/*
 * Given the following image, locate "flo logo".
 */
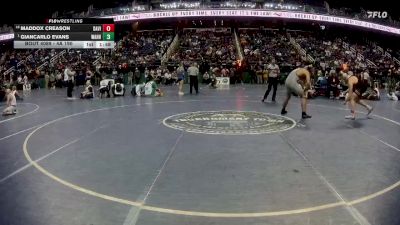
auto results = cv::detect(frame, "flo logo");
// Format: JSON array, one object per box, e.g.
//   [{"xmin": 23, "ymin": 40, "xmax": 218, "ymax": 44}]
[
  {"xmin": 367, "ymin": 11, "xmax": 388, "ymax": 18},
  {"xmin": 163, "ymin": 111, "xmax": 296, "ymax": 135}
]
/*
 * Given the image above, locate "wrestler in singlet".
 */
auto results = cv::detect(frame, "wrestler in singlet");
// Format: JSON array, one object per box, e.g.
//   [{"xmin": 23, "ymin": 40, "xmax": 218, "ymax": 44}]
[
  {"xmin": 349, "ymin": 74, "xmax": 368, "ymax": 97},
  {"xmin": 281, "ymin": 67, "xmax": 312, "ymax": 119},
  {"xmin": 285, "ymin": 68, "xmax": 307, "ymax": 97},
  {"xmin": 343, "ymin": 71, "xmax": 373, "ymax": 120}
]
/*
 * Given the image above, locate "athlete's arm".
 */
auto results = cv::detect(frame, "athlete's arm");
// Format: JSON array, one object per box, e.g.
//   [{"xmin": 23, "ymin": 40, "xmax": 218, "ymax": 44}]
[
  {"xmin": 304, "ymin": 71, "xmax": 311, "ymax": 90},
  {"xmin": 298, "ymin": 69, "xmax": 311, "ymax": 91}
]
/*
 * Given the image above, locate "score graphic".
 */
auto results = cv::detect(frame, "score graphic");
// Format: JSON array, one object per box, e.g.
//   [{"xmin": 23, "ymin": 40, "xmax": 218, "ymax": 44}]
[
  {"xmin": 103, "ymin": 24, "xmax": 114, "ymax": 32},
  {"xmin": 102, "ymin": 24, "xmax": 114, "ymax": 41},
  {"xmin": 14, "ymin": 19, "xmax": 115, "ymax": 49},
  {"xmin": 103, "ymin": 32, "xmax": 115, "ymax": 41}
]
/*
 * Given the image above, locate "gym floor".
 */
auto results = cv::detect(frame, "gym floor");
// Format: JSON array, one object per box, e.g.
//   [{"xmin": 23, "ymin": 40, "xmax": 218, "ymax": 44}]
[{"xmin": 1, "ymin": 85, "xmax": 399, "ymax": 225}]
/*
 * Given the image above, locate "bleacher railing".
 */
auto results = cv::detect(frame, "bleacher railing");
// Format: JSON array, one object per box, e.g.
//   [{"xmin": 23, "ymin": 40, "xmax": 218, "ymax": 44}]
[
  {"xmin": 233, "ymin": 30, "xmax": 243, "ymax": 61},
  {"xmin": 2, "ymin": 52, "xmax": 35, "ymax": 79},
  {"xmin": 366, "ymin": 59, "xmax": 377, "ymax": 68},
  {"xmin": 370, "ymin": 42, "xmax": 400, "ymax": 66},
  {"xmin": 307, "ymin": 54, "xmax": 315, "ymax": 63},
  {"xmin": 289, "ymin": 36, "xmax": 310, "ymax": 62},
  {"xmin": 377, "ymin": 46, "xmax": 384, "ymax": 53},
  {"xmin": 92, "ymin": 56, "xmax": 102, "ymax": 66},
  {"xmin": 393, "ymin": 57, "xmax": 400, "ymax": 65},
  {"xmin": 162, "ymin": 33, "xmax": 179, "ymax": 64},
  {"xmin": 49, "ymin": 50, "xmax": 66, "ymax": 64},
  {"xmin": 350, "ymin": 47, "xmax": 356, "ymax": 55},
  {"xmin": 357, "ymin": 53, "xmax": 364, "ymax": 61}
]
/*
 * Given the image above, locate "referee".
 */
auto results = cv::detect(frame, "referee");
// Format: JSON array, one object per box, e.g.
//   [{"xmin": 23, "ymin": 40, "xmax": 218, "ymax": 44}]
[
  {"xmin": 188, "ymin": 62, "xmax": 199, "ymax": 94},
  {"xmin": 262, "ymin": 59, "xmax": 280, "ymax": 102},
  {"xmin": 64, "ymin": 64, "xmax": 76, "ymax": 99}
]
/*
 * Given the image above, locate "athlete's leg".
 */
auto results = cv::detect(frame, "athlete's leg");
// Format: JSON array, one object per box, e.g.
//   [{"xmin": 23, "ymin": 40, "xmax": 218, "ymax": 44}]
[
  {"xmin": 291, "ymin": 81, "xmax": 311, "ymax": 119},
  {"xmin": 178, "ymin": 80, "xmax": 184, "ymax": 95},
  {"xmin": 300, "ymin": 91, "xmax": 311, "ymax": 119},
  {"xmin": 281, "ymin": 92, "xmax": 291, "ymax": 115},
  {"xmin": 301, "ymin": 95, "xmax": 307, "ymax": 114},
  {"xmin": 356, "ymin": 98, "xmax": 373, "ymax": 116},
  {"xmin": 345, "ymin": 93, "xmax": 357, "ymax": 119}
]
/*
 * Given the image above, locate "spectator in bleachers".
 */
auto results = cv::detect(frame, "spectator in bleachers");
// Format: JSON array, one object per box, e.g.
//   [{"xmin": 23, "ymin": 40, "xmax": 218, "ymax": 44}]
[
  {"xmin": 202, "ymin": 71, "xmax": 211, "ymax": 84},
  {"xmin": 256, "ymin": 66, "xmax": 263, "ymax": 84},
  {"xmin": 44, "ymin": 72, "xmax": 49, "ymax": 89},
  {"xmin": 134, "ymin": 68, "xmax": 140, "ymax": 84},
  {"xmin": 55, "ymin": 70, "xmax": 63, "ymax": 88},
  {"xmin": 164, "ymin": 70, "xmax": 173, "ymax": 85},
  {"xmin": 49, "ymin": 72, "xmax": 56, "ymax": 89},
  {"xmin": 394, "ymin": 82, "xmax": 400, "ymax": 98},
  {"xmin": 172, "ymin": 30, "xmax": 236, "ymax": 69},
  {"xmin": 171, "ymin": 71, "xmax": 178, "ymax": 84}
]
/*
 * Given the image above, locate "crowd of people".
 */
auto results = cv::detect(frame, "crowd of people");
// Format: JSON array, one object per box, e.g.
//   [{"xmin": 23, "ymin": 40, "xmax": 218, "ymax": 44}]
[
  {"xmin": 290, "ymin": 31, "xmax": 400, "ymax": 91},
  {"xmin": 239, "ymin": 29, "xmax": 303, "ymax": 84},
  {"xmin": 1, "ymin": 28, "xmax": 400, "ymax": 115},
  {"xmin": 0, "ymin": 30, "xmax": 174, "ymax": 87},
  {"xmin": 115, "ymin": 30, "xmax": 174, "ymax": 66},
  {"xmin": 170, "ymin": 29, "xmax": 237, "ymax": 68},
  {"xmin": 240, "ymin": 30, "xmax": 300, "ymax": 66}
]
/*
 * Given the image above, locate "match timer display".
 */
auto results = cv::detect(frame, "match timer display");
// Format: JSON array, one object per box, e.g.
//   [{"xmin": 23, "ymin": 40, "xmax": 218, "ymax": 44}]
[{"xmin": 14, "ymin": 19, "xmax": 115, "ymax": 49}]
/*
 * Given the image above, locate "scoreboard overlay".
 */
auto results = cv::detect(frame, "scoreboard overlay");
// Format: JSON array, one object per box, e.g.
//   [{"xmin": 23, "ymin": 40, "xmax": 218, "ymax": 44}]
[{"xmin": 14, "ymin": 19, "xmax": 115, "ymax": 49}]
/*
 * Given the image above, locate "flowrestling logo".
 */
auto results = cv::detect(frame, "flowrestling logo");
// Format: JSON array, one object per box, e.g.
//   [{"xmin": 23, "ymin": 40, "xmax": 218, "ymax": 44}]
[
  {"xmin": 163, "ymin": 111, "xmax": 296, "ymax": 135},
  {"xmin": 367, "ymin": 11, "xmax": 388, "ymax": 19}
]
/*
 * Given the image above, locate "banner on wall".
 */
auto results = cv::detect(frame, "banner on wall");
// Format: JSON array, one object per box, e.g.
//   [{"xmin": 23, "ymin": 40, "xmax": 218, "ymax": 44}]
[
  {"xmin": 103, "ymin": 9, "xmax": 400, "ymax": 35},
  {"xmin": 216, "ymin": 77, "xmax": 230, "ymax": 88},
  {"xmin": 1, "ymin": 8, "xmax": 399, "ymax": 43}
]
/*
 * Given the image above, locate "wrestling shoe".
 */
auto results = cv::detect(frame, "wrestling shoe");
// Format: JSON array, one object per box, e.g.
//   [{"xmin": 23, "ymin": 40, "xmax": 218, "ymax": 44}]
[{"xmin": 345, "ymin": 115, "xmax": 355, "ymax": 120}]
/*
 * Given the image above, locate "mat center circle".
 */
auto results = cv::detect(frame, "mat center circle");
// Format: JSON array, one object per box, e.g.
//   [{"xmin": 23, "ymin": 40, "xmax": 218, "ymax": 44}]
[{"xmin": 163, "ymin": 111, "xmax": 296, "ymax": 135}]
